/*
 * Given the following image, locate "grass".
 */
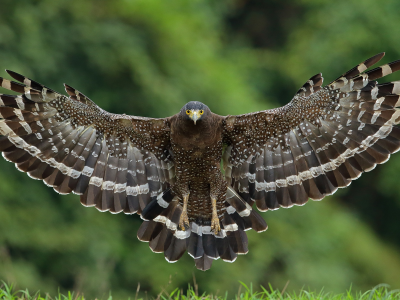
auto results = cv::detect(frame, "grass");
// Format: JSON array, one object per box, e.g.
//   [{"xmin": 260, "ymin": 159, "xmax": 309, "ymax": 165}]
[{"xmin": 1, "ymin": 281, "xmax": 400, "ymax": 300}]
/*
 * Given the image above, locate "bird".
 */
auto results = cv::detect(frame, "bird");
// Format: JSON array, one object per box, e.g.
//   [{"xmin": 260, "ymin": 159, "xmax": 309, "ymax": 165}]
[{"xmin": 1, "ymin": 52, "xmax": 400, "ymax": 271}]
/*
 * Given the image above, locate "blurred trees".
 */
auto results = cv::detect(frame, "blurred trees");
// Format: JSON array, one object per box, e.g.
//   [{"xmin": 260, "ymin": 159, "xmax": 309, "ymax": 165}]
[{"xmin": 0, "ymin": 0, "xmax": 400, "ymax": 298}]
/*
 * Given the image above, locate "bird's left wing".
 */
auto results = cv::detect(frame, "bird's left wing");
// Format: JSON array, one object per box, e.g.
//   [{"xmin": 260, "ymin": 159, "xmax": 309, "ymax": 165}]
[
  {"xmin": 0, "ymin": 71, "xmax": 174, "ymax": 215},
  {"xmin": 222, "ymin": 53, "xmax": 400, "ymax": 211}
]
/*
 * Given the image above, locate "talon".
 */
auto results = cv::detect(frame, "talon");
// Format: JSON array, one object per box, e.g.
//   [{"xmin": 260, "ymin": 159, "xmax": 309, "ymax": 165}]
[
  {"xmin": 211, "ymin": 215, "xmax": 221, "ymax": 234},
  {"xmin": 179, "ymin": 210, "xmax": 190, "ymax": 230}
]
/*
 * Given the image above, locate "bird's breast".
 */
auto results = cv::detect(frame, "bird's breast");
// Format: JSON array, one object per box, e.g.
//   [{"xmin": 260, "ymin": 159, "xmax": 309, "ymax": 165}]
[{"xmin": 170, "ymin": 123, "xmax": 222, "ymax": 151}]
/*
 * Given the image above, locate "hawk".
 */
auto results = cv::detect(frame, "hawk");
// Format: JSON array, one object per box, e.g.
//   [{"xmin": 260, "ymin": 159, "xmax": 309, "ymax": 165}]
[{"xmin": 1, "ymin": 53, "xmax": 399, "ymax": 270}]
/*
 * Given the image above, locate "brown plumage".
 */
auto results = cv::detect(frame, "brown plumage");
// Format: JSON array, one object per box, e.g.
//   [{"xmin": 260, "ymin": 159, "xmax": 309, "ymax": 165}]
[{"xmin": 1, "ymin": 52, "xmax": 400, "ymax": 270}]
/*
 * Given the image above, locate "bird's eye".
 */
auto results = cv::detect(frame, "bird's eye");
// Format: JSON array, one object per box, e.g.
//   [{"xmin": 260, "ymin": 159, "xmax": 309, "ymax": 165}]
[
  {"xmin": 186, "ymin": 110, "xmax": 191, "ymax": 115},
  {"xmin": 199, "ymin": 110, "xmax": 204, "ymax": 115}
]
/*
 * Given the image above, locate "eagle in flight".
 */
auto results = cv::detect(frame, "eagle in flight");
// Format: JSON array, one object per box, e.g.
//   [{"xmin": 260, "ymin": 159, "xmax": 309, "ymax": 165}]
[{"xmin": 1, "ymin": 53, "xmax": 399, "ymax": 270}]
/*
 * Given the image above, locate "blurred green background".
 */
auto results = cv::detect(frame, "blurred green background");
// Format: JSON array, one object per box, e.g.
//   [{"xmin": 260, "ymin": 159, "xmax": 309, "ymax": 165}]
[{"xmin": 1, "ymin": 0, "xmax": 400, "ymax": 298}]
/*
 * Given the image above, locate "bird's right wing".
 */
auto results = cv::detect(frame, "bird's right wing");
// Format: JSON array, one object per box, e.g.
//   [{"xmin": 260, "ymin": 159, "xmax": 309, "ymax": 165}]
[
  {"xmin": 0, "ymin": 71, "xmax": 175, "ymax": 215},
  {"xmin": 222, "ymin": 53, "xmax": 400, "ymax": 211}
]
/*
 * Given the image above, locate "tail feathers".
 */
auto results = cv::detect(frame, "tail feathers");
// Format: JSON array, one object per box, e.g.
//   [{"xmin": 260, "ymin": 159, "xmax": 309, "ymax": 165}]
[
  {"xmin": 187, "ymin": 226, "xmax": 205, "ymax": 259},
  {"xmin": 194, "ymin": 255, "xmax": 213, "ymax": 271},
  {"xmin": 164, "ymin": 234, "xmax": 188, "ymax": 262},
  {"xmin": 141, "ymin": 189, "xmax": 175, "ymax": 220},
  {"xmin": 149, "ymin": 226, "xmax": 169, "ymax": 253},
  {"xmin": 225, "ymin": 187, "xmax": 268, "ymax": 232},
  {"xmin": 137, "ymin": 189, "xmax": 263, "ymax": 270},
  {"xmin": 137, "ymin": 219, "xmax": 164, "ymax": 243},
  {"xmin": 202, "ymin": 234, "xmax": 218, "ymax": 258}
]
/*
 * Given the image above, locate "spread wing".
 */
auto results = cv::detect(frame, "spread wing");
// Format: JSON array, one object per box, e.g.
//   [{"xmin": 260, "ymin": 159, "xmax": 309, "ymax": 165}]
[
  {"xmin": 0, "ymin": 71, "xmax": 174, "ymax": 215},
  {"xmin": 222, "ymin": 53, "xmax": 400, "ymax": 211}
]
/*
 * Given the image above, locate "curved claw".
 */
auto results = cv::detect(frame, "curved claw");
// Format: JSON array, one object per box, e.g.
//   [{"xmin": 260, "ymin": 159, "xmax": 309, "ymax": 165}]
[
  {"xmin": 179, "ymin": 210, "xmax": 190, "ymax": 230},
  {"xmin": 211, "ymin": 216, "xmax": 221, "ymax": 235}
]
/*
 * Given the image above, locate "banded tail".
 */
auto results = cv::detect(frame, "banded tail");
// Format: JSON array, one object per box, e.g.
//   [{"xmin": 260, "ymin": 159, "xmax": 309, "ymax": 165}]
[{"xmin": 139, "ymin": 187, "xmax": 267, "ymax": 270}]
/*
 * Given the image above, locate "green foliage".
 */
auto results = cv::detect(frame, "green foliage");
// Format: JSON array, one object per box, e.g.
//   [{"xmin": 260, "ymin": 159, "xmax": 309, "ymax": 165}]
[
  {"xmin": 1, "ymin": 281, "xmax": 400, "ymax": 300},
  {"xmin": 1, "ymin": 0, "xmax": 400, "ymax": 299}
]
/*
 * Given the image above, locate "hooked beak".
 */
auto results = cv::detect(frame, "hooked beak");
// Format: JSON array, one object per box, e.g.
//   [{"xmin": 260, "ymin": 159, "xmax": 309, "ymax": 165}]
[{"xmin": 190, "ymin": 110, "xmax": 201, "ymax": 125}]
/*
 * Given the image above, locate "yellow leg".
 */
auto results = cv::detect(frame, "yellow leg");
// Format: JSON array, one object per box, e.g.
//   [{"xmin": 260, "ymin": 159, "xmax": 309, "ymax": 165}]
[
  {"xmin": 211, "ymin": 197, "xmax": 221, "ymax": 234},
  {"xmin": 179, "ymin": 193, "xmax": 190, "ymax": 230}
]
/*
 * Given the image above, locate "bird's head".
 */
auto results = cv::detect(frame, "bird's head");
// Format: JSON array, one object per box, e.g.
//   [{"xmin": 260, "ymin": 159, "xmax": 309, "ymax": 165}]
[{"xmin": 180, "ymin": 101, "xmax": 210, "ymax": 125}]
